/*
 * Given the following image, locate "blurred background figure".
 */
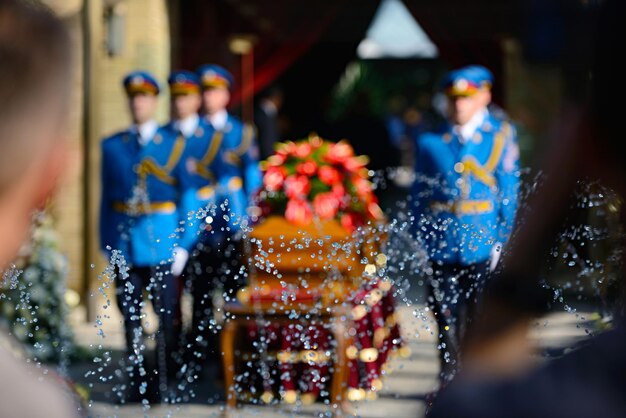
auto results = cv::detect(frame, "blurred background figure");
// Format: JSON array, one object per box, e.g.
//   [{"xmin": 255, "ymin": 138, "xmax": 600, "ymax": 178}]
[
  {"xmin": 411, "ymin": 65, "xmax": 520, "ymax": 385},
  {"xmin": 0, "ymin": 0, "xmax": 80, "ymax": 416},
  {"xmin": 384, "ymin": 93, "xmax": 408, "ymax": 153},
  {"xmin": 254, "ymin": 85, "xmax": 284, "ymax": 160},
  {"xmin": 325, "ymin": 88, "xmax": 399, "ymax": 211},
  {"xmin": 329, "ymin": 89, "xmax": 396, "ymax": 173},
  {"xmin": 405, "ymin": 92, "xmax": 439, "ymax": 142},
  {"xmin": 400, "ymin": 92, "xmax": 441, "ymax": 176}
]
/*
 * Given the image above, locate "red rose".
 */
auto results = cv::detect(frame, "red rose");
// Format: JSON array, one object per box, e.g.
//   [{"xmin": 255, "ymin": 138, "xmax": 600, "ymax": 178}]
[
  {"xmin": 263, "ymin": 166, "xmax": 287, "ymax": 192},
  {"xmin": 285, "ymin": 198, "xmax": 313, "ymax": 225},
  {"xmin": 309, "ymin": 135, "xmax": 323, "ymax": 148},
  {"xmin": 352, "ymin": 176, "xmax": 373, "ymax": 199},
  {"xmin": 343, "ymin": 155, "xmax": 369, "ymax": 172},
  {"xmin": 367, "ymin": 202, "xmax": 384, "ymax": 220},
  {"xmin": 355, "ymin": 168, "xmax": 370, "ymax": 178},
  {"xmin": 340, "ymin": 212, "xmax": 365, "ymax": 232},
  {"xmin": 296, "ymin": 160, "xmax": 317, "ymax": 176},
  {"xmin": 284, "ymin": 175, "xmax": 311, "ymax": 198},
  {"xmin": 313, "ymin": 192, "xmax": 340, "ymax": 219},
  {"xmin": 266, "ymin": 153, "xmax": 286, "ymax": 167},
  {"xmin": 277, "ymin": 141, "xmax": 297, "ymax": 156},
  {"xmin": 294, "ymin": 142, "xmax": 313, "ymax": 158},
  {"xmin": 325, "ymin": 140, "xmax": 354, "ymax": 164},
  {"xmin": 331, "ymin": 183, "xmax": 349, "ymax": 210},
  {"xmin": 318, "ymin": 166, "xmax": 341, "ymax": 185},
  {"xmin": 331, "ymin": 183, "xmax": 346, "ymax": 199}
]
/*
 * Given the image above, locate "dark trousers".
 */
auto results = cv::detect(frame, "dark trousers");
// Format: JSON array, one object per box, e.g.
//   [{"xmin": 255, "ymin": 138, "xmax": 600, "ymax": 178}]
[
  {"xmin": 427, "ymin": 261, "xmax": 489, "ymax": 384},
  {"xmin": 114, "ymin": 264, "xmax": 180, "ymax": 401},
  {"xmin": 184, "ymin": 237, "xmax": 244, "ymax": 373}
]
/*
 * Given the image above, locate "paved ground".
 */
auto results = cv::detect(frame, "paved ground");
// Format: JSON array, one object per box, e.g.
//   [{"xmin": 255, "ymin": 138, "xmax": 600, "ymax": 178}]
[{"xmin": 68, "ymin": 300, "xmax": 598, "ymax": 418}]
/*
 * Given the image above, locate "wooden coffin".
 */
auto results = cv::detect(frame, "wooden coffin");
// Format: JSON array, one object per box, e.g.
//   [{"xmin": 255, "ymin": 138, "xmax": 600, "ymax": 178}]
[{"xmin": 237, "ymin": 216, "xmax": 381, "ymax": 309}]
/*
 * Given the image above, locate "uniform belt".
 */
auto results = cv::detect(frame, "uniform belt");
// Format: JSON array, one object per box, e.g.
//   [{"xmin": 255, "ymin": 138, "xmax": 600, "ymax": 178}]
[
  {"xmin": 430, "ymin": 199, "xmax": 493, "ymax": 215},
  {"xmin": 197, "ymin": 185, "xmax": 215, "ymax": 200},
  {"xmin": 112, "ymin": 201, "xmax": 176, "ymax": 215},
  {"xmin": 227, "ymin": 176, "xmax": 243, "ymax": 191}
]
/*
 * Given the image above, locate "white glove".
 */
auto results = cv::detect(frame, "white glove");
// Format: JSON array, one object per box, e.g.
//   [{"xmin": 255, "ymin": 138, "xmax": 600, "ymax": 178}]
[
  {"xmin": 171, "ymin": 247, "xmax": 189, "ymax": 277},
  {"xmin": 489, "ymin": 242, "xmax": 502, "ymax": 272}
]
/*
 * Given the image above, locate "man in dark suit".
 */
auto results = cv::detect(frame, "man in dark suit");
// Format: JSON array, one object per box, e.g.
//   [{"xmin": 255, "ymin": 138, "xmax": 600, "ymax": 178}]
[{"xmin": 254, "ymin": 85, "xmax": 284, "ymax": 161}]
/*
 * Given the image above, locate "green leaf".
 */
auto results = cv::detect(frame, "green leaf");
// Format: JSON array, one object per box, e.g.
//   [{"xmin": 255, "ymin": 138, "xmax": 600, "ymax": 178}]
[{"xmin": 308, "ymin": 178, "xmax": 331, "ymax": 199}]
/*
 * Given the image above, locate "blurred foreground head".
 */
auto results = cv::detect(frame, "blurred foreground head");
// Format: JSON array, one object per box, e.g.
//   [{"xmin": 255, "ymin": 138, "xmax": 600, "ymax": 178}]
[{"xmin": 0, "ymin": 0, "xmax": 71, "ymax": 269}]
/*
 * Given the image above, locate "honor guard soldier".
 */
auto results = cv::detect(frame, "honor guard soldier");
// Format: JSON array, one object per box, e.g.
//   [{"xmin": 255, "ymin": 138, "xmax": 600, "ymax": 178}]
[
  {"xmin": 411, "ymin": 65, "xmax": 520, "ymax": 385},
  {"xmin": 163, "ymin": 70, "xmax": 246, "ymax": 381},
  {"xmin": 99, "ymin": 70, "xmax": 190, "ymax": 403},
  {"xmin": 193, "ymin": 64, "xmax": 261, "ymax": 339}
]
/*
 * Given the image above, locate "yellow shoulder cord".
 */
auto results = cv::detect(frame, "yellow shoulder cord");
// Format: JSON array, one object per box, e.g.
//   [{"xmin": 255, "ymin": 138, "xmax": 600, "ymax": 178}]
[
  {"xmin": 232, "ymin": 123, "xmax": 255, "ymax": 157},
  {"xmin": 164, "ymin": 134, "xmax": 186, "ymax": 171},
  {"xmin": 462, "ymin": 157, "xmax": 496, "ymax": 188},
  {"xmin": 137, "ymin": 158, "xmax": 176, "ymax": 185},
  {"xmin": 195, "ymin": 164, "xmax": 216, "ymax": 182},
  {"xmin": 201, "ymin": 130, "xmax": 224, "ymax": 166},
  {"xmin": 461, "ymin": 122, "xmax": 508, "ymax": 185},
  {"xmin": 190, "ymin": 130, "xmax": 223, "ymax": 181},
  {"xmin": 135, "ymin": 133, "xmax": 186, "ymax": 187},
  {"xmin": 483, "ymin": 122, "xmax": 508, "ymax": 172}
]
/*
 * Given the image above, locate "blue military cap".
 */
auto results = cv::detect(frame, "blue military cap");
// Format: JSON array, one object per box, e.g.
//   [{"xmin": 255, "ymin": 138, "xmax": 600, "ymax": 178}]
[
  {"xmin": 123, "ymin": 70, "xmax": 160, "ymax": 96},
  {"xmin": 196, "ymin": 64, "xmax": 234, "ymax": 89},
  {"xmin": 168, "ymin": 70, "xmax": 201, "ymax": 95},
  {"xmin": 442, "ymin": 65, "xmax": 494, "ymax": 97},
  {"xmin": 464, "ymin": 65, "xmax": 494, "ymax": 85}
]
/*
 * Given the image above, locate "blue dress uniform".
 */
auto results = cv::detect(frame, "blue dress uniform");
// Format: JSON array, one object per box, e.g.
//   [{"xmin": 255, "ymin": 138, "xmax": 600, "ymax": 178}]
[
  {"xmin": 411, "ymin": 66, "xmax": 520, "ymax": 384},
  {"xmin": 99, "ymin": 71, "xmax": 187, "ymax": 403},
  {"xmin": 164, "ymin": 70, "xmax": 247, "ymax": 377},
  {"xmin": 197, "ymin": 64, "xmax": 262, "ymax": 207}
]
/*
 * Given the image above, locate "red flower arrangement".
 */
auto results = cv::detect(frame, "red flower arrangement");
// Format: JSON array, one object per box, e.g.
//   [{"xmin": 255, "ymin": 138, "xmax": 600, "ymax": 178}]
[{"xmin": 258, "ymin": 135, "xmax": 384, "ymax": 230}]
